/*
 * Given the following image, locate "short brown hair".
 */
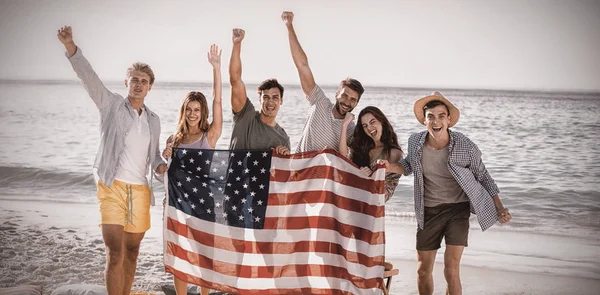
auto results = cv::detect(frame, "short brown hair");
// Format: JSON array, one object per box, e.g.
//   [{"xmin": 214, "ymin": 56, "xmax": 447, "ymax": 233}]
[
  {"xmin": 339, "ymin": 77, "xmax": 364, "ymax": 100},
  {"xmin": 257, "ymin": 78, "xmax": 284, "ymax": 97},
  {"xmin": 127, "ymin": 62, "xmax": 155, "ymax": 85}
]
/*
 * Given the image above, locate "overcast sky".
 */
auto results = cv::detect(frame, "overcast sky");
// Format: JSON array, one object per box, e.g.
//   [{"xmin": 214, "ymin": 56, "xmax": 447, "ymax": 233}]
[{"xmin": 0, "ymin": 0, "xmax": 599, "ymax": 91}]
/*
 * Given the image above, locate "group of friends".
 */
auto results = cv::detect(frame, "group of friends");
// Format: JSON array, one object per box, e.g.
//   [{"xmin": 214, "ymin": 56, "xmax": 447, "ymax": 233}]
[{"xmin": 57, "ymin": 11, "xmax": 511, "ymax": 295}]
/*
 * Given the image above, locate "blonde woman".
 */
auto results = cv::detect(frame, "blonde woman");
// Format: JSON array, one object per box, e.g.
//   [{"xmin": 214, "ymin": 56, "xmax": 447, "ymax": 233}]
[{"xmin": 162, "ymin": 44, "xmax": 222, "ymax": 295}]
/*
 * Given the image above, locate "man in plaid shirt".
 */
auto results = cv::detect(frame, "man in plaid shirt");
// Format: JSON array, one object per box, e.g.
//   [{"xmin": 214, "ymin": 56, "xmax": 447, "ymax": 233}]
[{"xmin": 380, "ymin": 92, "xmax": 511, "ymax": 295}]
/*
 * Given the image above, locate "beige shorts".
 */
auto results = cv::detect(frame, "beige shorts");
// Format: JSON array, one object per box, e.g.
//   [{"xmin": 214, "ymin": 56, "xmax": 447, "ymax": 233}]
[{"xmin": 97, "ymin": 179, "xmax": 151, "ymax": 233}]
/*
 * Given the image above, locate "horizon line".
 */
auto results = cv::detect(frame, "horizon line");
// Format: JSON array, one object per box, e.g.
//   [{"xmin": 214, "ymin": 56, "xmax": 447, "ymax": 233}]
[{"xmin": 1, "ymin": 78, "xmax": 599, "ymax": 96}]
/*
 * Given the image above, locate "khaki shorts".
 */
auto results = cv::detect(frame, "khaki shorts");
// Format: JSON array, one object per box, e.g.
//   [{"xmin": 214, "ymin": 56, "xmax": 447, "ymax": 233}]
[
  {"xmin": 97, "ymin": 179, "xmax": 151, "ymax": 233},
  {"xmin": 416, "ymin": 202, "xmax": 470, "ymax": 251}
]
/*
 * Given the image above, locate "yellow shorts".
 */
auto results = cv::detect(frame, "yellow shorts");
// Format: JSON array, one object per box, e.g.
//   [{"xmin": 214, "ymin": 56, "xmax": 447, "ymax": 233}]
[{"xmin": 97, "ymin": 179, "xmax": 151, "ymax": 233}]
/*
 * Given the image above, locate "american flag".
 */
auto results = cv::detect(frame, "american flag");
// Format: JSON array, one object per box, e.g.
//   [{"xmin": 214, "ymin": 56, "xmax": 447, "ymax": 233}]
[{"xmin": 163, "ymin": 148, "xmax": 387, "ymax": 295}]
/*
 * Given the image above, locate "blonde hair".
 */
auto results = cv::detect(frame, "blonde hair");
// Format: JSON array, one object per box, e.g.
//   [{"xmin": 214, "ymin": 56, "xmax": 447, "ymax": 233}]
[
  {"xmin": 126, "ymin": 62, "xmax": 155, "ymax": 85},
  {"xmin": 173, "ymin": 91, "xmax": 209, "ymax": 147}
]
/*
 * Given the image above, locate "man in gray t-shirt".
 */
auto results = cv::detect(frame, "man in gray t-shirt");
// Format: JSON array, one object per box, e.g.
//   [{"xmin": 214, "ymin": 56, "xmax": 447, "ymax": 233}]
[
  {"xmin": 228, "ymin": 28, "xmax": 290, "ymax": 154},
  {"xmin": 282, "ymin": 11, "xmax": 365, "ymax": 153}
]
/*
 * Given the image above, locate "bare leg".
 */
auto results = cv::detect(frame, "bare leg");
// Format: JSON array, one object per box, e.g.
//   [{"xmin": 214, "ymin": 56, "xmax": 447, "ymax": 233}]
[
  {"xmin": 444, "ymin": 245, "xmax": 464, "ymax": 295},
  {"xmin": 122, "ymin": 231, "xmax": 145, "ymax": 295},
  {"xmin": 174, "ymin": 276, "xmax": 187, "ymax": 295},
  {"xmin": 200, "ymin": 286, "xmax": 210, "ymax": 295},
  {"xmin": 417, "ymin": 250, "xmax": 437, "ymax": 295},
  {"xmin": 174, "ymin": 276, "xmax": 210, "ymax": 295},
  {"xmin": 102, "ymin": 225, "xmax": 125, "ymax": 295}
]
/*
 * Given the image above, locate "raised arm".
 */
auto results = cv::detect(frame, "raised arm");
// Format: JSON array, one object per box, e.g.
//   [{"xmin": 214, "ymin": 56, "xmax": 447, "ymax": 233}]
[
  {"xmin": 57, "ymin": 26, "xmax": 115, "ymax": 110},
  {"xmin": 282, "ymin": 11, "xmax": 316, "ymax": 97},
  {"xmin": 207, "ymin": 44, "xmax": 223, "ymax": 148},
  {"xmin": 229, "ymin": 29, "xmax": 248, "ymax": 113},
  {"xmin": 339, "ymin": 113, "xmax": 354, "ymax": 158}
]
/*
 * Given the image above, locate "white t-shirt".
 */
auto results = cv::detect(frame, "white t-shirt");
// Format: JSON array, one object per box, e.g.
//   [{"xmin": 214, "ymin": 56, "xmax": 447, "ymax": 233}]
[
  {"xmin": 295, "ymin": 85, "xmax": 355, "ymax": 153},
  {"xmin": 114, "ymin": 109, "xmax": 151, "ymax": 185}
]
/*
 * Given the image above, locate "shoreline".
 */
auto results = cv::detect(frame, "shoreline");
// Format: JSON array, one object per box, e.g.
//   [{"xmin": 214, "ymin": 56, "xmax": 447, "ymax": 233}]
[{"xmin": 1, "ymin": 199, "xmax": 599, "ymax": 294}]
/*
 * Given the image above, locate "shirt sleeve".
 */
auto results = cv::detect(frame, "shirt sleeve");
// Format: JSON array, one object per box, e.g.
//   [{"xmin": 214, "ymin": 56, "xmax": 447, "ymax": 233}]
[
  {"xmin": 233, "ymin": 98, "xmax": 255, "ymax": 123},
  {"xmin": 67, "ymin": 47, "xmax": 117, "ymax": 110},
  {"xmin": 307, "ymin": 84, "xmax": 330, "ymax": 106},
  {"xmin": 469, "ymin": 140, "xmax": 500, "ymax": 198}
]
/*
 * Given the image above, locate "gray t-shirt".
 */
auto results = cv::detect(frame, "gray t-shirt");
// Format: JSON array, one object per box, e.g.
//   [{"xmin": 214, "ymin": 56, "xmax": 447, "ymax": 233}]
[
  {"xmin": 422, "ymin": 145, "xmax": 469, "ymax": 207},
  {"xmin": 229, "ymin": 99, "xmax": 290, "ymax": 151},
  {"xmin": 295, "ymin": 85, "xmax": 355, "ymax": 153}
]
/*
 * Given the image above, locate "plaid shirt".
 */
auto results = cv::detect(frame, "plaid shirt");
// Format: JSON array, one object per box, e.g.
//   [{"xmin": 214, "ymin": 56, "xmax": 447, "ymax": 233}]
[{"xmin": 400, "ymin": 130, "xmax": 500, "ymax": 231}]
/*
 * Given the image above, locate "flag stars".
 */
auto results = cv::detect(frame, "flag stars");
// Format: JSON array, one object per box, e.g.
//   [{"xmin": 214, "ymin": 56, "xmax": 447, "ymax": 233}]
[
  {"xmin": 253, "ymin": 160, "xmax": 259, "ymax": 166},
  {"xmin": 257, "ymin": 200, "xmax": 263, "ymax": 205},
  {"xmin": 243, "ymin": 183, "xmax": 248, "ymax": 189},
  {"xmin": 237, "ymin": 161, "xmax": 243, "ymax": 166},
  {"xmin": 210, "ymin": 180, "xmax": 216, "ymax": 184},
  {"xmin": 202, "ymin": 182, "xmax": 207, "ymax": 187},
  {"xmin": 255, "ymin": 216, "xmax": 261, "ymax": 222},
  {"xmin": 262, "ymin": 152, "xmax": 268, "ymax": 157},
  {"xmin": 200, "ymin": 198, "xmax": 205, "ymax": 204},
  {"xmin": 181, "ymin": 164, "xmax": 186, "ymax": 168},
  {"xmin": 227, "ymin": 183, "xmax": 232, "ymax": 187},
  {"xmin": 248, "ymin": 207, "xmax": 254, "ymax": 213},
  {"xmin": 250, "ymin": 191, "xmax": 256, "ymax": 197},
  {"xmin": 177, "ymin": 182, "xmax": 182, "ymax": 187},
  {"xmin": 215, "ymin": 202, "xmax": 221, "ymax": 208},
  {"xmin": 236, "ymin": 177, "xmax": 241, "ymax": 181},
  {"xmin": 251, "ymin": 176, "xmax": 257, "ymax": 182},
  {"xmin": 198, "ymin": 150, "xmax": 203, "ymax": 156},
  {"xmin": 212, "ymin": 168, "xmax": 218, "ymax": 173},
  {"xmin": 228, "ymin": 168, "xmax": 234, "ymax": 173},
  {"xmin": 182, "ymin": 149, "xmax": 188, "ymax": 155},
  {"xmin": 224, "ymin": 195, "xmax": 230, "ymax": 201},
  {"xmin": 260, "ymin": 168, "xmax": 266, "ymax": 174},
  {"xmin": 239, "ymin": 215, "xmax": 244, "ymax": 220},
  {"xmin": 241, "ymin": 198, "xmax": 247, "ymax": 204},
  {"xmin": 218, "ymin": 187, "xmax": 223, "ymax": 192},
  {"xmin": 219, "ymin": 176, "xmax": 225, "ymax": 180},
  {"xmin": 246, "ymin": 152, "xmax": 252, "ymax": 157},
  {"xmin": 244, "ymin": 168, "xmax": 250, "ymax": 174},
  {"xmin": 190, "ymin": 203, "xmax": 196, "ymax": 209},
  {"xmin": 206, "ymin": 209, "xmax": 212, "ymax": 214},
  {"xmin": 186, "ymin": 177, "xmax": 191, "ymax": 182},
  {"xmin": 183, "ymin": 193, "xmax": 189, "ymax": 198},
  {"xmin": 230, "ymin": 152, "xmax": 235, "ymax": 157},
  {"xmin": 221, "ymin": 160, "xmax": 227, "ymax": 166},
  {"xmin": 234, "ymin": 190, "xmax": 240, "ymax": 195},
  {"xmin": 189, "ymin": 158, "xmax": 195, "ymax": 164},
  {"xmin": 177, "ymin": 198, "xmax": 182, "ymax": 203},
  {"xmin": 222, "ymin": 212, "xmax": 227, "ymax": 218},
  {"xmin": 259, "ymin": 184, "xmax": 265, "ymax": 189},
  {"xmin": 192, "ymin": 187, "xmax": 198, "ymax": 193},
  {"xmin": 209, "ymin": 192, "xmax": 214, "ymax": 197},
  {"xmin": 205, "ymin": 159, "xmax": 211, "ymax": 165},
  {"xmin": 232, "ymin": 205, "xmax": 237, "ymax": 211},
  {"xmin": 196, "ymin": 166, "xmax": 202, "ymax": 171}
]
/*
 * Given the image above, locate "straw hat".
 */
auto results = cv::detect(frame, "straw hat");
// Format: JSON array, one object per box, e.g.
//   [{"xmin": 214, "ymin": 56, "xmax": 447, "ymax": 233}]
[{"xmin": 413, "ymin": 91, "xmax": 460, "ymax": 128}]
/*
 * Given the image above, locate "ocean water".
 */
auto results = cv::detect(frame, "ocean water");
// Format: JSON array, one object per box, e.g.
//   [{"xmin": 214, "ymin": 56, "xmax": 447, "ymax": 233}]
[{"xmin": 1, "ymin": 81, "xmax": 599, "ymax": 279}]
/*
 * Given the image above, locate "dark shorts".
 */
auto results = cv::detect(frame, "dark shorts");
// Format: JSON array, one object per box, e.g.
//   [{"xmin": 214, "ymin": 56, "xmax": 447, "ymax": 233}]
[{"xmin": 416, "ymin": 202, "xmax": 470, "ymax": 251}]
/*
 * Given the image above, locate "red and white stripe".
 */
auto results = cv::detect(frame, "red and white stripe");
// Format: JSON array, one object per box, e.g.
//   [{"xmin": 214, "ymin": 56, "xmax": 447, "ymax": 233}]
[{"xmin": 164, "ymin": 149, "xmax": 387, "ymax": 294}]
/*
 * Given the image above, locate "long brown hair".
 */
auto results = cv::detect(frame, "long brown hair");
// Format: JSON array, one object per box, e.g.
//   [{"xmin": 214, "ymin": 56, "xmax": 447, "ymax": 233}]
[
  {"xmin": 349, "ymin": 106, "xmax": 402, "ymax": 167},
  {"xmin": 173, "ymin": 91, "xmax": 209, "ymax": 147}
]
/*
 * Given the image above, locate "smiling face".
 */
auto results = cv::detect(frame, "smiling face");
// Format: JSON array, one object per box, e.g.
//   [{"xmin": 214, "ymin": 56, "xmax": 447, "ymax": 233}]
[
  {"xmin": 424, "ymin": 104, "xmax": 451, "ymax": 140},
  {"xmin": 360, "ymin": 112, "xmax": 383, "ymax": 143},
  {"xmin": 185, "ymin": 100, "xmax": 202, "ymax": 127},
  {"xmin": 125, "ymin": 70, "xmax": 152, "ymax": 100},
  {"xmin": 334, "ymin": 86, "xmax": 359, "ymax": 117},
  {"xmin": 259, "ymin": 87, "xmax": 282, "ymax": 118}
]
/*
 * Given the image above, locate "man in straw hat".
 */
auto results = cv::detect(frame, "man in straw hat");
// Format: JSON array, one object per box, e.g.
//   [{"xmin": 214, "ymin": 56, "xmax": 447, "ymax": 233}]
[{"xmin": 379, "ymin": 91, "xmax": 511, "ymax": 295}]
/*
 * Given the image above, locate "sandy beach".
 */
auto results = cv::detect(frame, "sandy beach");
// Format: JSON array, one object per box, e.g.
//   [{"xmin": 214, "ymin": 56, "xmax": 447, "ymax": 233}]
[{"xmin": 1, "ymin": 199, "xmax": 599, "ymax": 295}]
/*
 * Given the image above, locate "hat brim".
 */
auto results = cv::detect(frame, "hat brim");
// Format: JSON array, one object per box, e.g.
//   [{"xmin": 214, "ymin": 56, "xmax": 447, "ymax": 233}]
[{"xmin": 413, "ymin": 93, "xmax": 460, "ymax": 127}]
